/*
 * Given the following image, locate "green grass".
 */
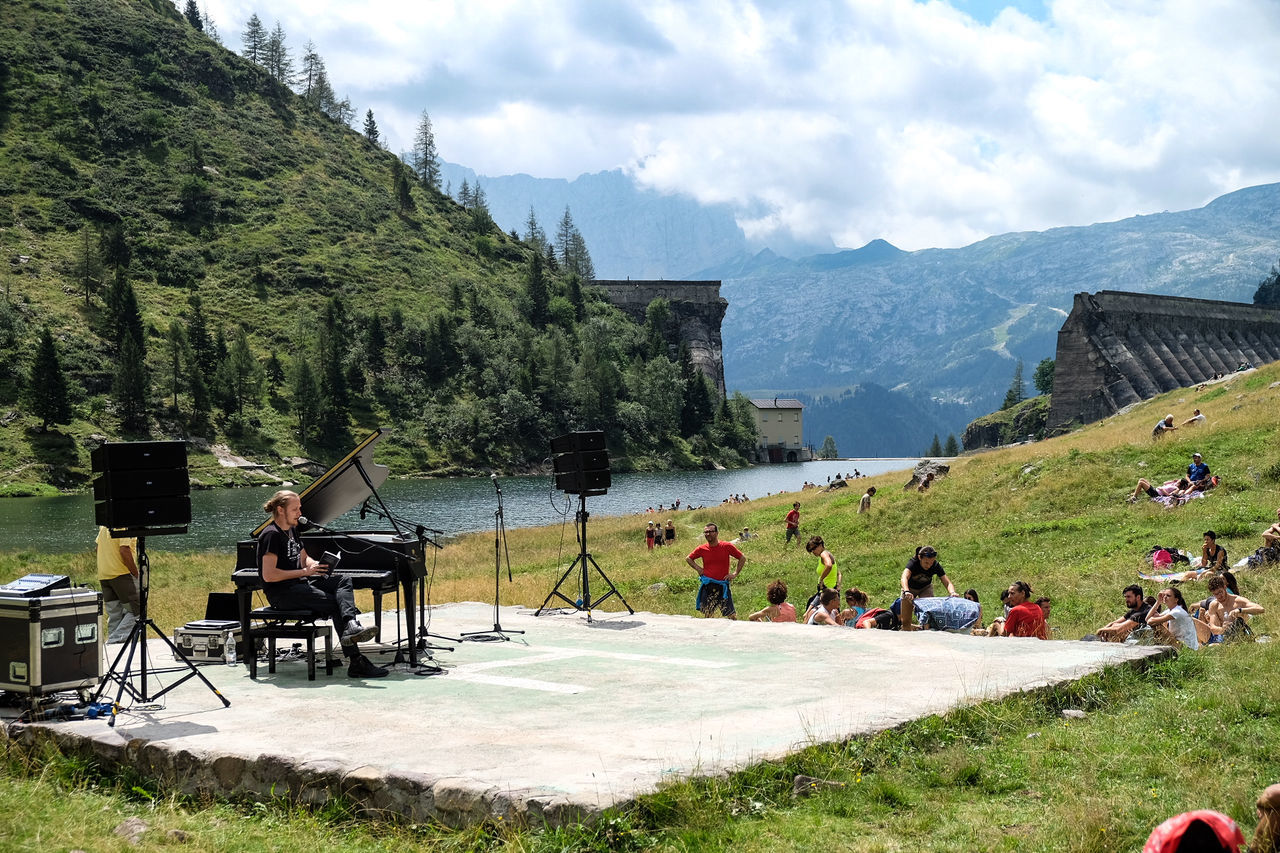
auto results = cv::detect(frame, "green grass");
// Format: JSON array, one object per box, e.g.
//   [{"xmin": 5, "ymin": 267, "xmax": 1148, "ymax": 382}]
[{"xmin": 4, "ymin": 363, "xmax": 1280, "ymax": 850}]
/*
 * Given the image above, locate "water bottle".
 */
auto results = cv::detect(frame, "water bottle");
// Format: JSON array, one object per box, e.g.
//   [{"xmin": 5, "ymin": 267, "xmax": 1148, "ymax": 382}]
[{"xmin": 224, "ymin": 634, "xmax": 237, "ymax": 666}]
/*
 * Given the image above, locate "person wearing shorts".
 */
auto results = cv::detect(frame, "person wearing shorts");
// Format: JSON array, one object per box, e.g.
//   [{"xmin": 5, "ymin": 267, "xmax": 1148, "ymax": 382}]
[{"xmin": 687, "ymin": 522, "xmax": 746, "ymax": 618}]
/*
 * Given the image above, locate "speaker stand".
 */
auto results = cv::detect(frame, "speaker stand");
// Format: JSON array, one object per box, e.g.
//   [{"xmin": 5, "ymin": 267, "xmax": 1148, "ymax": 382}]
[
  {"xmin": 93, "ymin": 537, "xmax": 230, "ymax": 726},
  {"xmin": 535, "ymin": 496, "xmax": 634, "ymax": 622}
]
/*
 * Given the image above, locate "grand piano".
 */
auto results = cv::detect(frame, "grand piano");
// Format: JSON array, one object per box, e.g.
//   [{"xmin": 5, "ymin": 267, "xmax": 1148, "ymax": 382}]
[{"xmin": 232, "ymin": 429, "xmax": 431, "ymax": 666}]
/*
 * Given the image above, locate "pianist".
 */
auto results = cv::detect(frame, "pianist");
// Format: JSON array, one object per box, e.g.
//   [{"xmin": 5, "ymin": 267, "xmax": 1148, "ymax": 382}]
[{"xmin": 259, "ymin": 490, "xmax": 388, "ymax": 678}]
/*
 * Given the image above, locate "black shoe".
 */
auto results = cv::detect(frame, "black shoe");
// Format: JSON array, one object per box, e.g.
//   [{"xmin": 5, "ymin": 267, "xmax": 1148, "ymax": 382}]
[
  {"xmin": 347, "ymin": 654, "xmax": 389, "ymax": 678},
  {"xmin": 341, "ymin": 620, "xmax": 377, "ymax": 644}
]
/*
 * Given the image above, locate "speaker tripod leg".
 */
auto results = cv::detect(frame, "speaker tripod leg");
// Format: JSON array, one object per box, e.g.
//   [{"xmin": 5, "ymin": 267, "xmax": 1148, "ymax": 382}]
[{"xmin": 535, "ymin": 555, "xmax": 586, "ymax": 615}]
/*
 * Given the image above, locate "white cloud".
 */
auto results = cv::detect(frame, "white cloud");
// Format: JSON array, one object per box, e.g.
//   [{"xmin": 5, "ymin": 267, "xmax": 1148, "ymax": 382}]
[{"xmin": 199, "ymin": 0, "xmax": 1280, "ymax": 251}]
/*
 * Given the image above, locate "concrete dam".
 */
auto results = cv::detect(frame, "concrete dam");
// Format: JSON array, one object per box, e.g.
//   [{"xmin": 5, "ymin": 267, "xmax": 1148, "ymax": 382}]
[{"xmin": 1048, "ymin": 290, "xmax": 1280, "ymax": 431}]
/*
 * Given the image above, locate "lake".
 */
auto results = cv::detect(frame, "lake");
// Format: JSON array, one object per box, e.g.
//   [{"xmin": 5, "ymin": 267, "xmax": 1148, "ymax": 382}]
[{"xmin": 0, "ymin": 458, "xmax": 919, "ymax": 553}]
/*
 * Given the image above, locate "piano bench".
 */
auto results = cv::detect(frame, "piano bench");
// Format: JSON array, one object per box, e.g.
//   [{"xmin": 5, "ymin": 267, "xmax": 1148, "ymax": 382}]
[{"xmin": 247, "ymin": 608, "xmax": 336, "ymax": 681}]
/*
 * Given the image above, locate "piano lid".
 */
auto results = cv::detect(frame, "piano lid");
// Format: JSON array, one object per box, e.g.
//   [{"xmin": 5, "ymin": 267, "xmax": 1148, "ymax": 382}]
[{"xmin": 251, "ymin": 429, "xmax": 390, "ymax": 537}]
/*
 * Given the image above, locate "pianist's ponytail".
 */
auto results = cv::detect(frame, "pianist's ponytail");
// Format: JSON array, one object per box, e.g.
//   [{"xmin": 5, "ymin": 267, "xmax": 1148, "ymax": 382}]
[{"xmin": 263, "ymin": 490, "xmax": 298, "ymax": 517}]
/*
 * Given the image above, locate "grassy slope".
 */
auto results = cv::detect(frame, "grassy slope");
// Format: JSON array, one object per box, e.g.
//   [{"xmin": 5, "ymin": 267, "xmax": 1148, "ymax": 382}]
[
  {"xmin": 4, "ymin": 363, "xmax": 1280, "ymax": 850},
  {"xmin": 0, "ymin": 0, "xmax": 557, "ymax": 491}
]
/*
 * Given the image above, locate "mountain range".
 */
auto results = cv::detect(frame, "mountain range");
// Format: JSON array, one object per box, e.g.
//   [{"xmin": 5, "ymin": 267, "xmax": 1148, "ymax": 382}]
[{"xmin": 452, "ymin": 163, "xmax": 1280, "ymax": 453}]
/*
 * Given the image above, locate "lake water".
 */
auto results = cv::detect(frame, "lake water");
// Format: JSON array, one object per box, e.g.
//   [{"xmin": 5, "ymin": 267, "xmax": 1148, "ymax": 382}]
[{"xmin": 0, "ymin": 459, "xmax": 918, "ymax": 553}]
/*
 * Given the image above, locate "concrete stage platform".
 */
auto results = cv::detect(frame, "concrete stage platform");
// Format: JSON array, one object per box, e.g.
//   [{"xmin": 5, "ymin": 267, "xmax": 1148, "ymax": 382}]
[{"xmin": 11, "ymin": 603, "xmax": 1168, "ymax": 826}]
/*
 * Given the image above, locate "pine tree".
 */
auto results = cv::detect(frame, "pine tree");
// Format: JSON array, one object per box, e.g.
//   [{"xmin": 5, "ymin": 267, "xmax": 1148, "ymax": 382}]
[
  {"xmin": 98, "ymin": 223, "xmax": 131, "ymax": 272},
  {"xmin": 201, "ymin": 5, "xmax": 220, "ymax": 43},
  {"xmin": 105, "ymin": 270, "xmax": 144, "ymax": 357},
  {"xmin": 185, "ymin": 294, "xmax": 215, "ymax": 381},
  {"xmin": 75, "ymin": 227, "xmax": 102, "ymax": 306},
  {"xmin": 28, "ymin": 327, "xmax": 71, "ymax": 430},
  {"xmin": 1253, "ymin": 262, "xmax": 1280, "ymax": 307},
  {"xmin": 819, "ymin": 436, "xmax": 838, "ymax": 458},
  {"xmin": 393, "ymin": 159, "xmax": 414, "ymax": 212},
  {"xmin": 363, "ymin": 109, "xmax": 379, "ymax": 145},
  {"xmin": 291, "ymin": 357, "xmax": 321, "ymax": 444},
  {"xmin": 183, "ymin": 0, "xmax": 203, "ymax": 31},
  {"xmin": 525, "ymin": 253, "xmax": 548, "ymax": 326},
  {"xmin": 264, "ymin": 22, "xmax": 294, "ymax": 84},
  {"xmin": 926, "ymin": 434, "xmax": 942, "ymax": 456},
  {"xmin": 457, "ymin": 179, "xmax": 472, "ymax": 209},
  {"xmin": 1001, "ymin": 359, "xmax": 1025, "ymax": 410},
  {"xmin": 524, "ymin": 207, "xmax": 547, "ymax": 253},
  {"xmin": 412, "ymin": 110, "xmax": 440, "ymax": 190},
  {"xmin": 114, "ymin": 332, "xmax": 149, "ymax": 433},
  {"xmin": 166, "ymin": 320, "xmax": 187, "ymax": 412},
  {"xmin": 943, "ymin": 434, "xmax": 960, "ymax": 455},
  {"xmin": 555, "ymin": 206, "xmax": 576, "ymax": 265},
  {"xmin": 241, "ymin": 14, "xmax": 266, "ymax": 65},
  {"xmin": 566, "ymin": 230, "xmax": 595, "ymax": 280},
  {"xmin": 220, "ymin": 327, "xmax": 262, "ymax": 416}
]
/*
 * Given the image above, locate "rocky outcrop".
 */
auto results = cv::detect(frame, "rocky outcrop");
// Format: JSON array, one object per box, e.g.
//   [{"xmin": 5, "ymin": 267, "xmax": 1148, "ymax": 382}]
[
  {"xmin": 963, "ymin": 396, "xmax": 1051, "ymax": 450},
  {"xmin": 1048, "ymin": 291, "xmax": 1280, "ymax": 431},
  {"xmin": 595, "ymin": 280, "xmax": 727, "ymax": 394}
]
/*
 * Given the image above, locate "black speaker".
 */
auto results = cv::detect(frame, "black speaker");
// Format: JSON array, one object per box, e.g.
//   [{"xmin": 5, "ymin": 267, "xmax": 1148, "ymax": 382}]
[
  {"xmin": 551, "ymin": 431, "xmax": 610, "ymax": 496},
  {"xmin": 91, "ymin": 441, "xmax": 190, "ymax": 534}
]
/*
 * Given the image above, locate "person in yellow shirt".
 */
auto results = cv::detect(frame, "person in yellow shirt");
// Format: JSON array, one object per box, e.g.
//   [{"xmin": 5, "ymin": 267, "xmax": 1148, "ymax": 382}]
[{"xmin": 96, "ymin": 526, "xmax": 139, "ymax": 643}]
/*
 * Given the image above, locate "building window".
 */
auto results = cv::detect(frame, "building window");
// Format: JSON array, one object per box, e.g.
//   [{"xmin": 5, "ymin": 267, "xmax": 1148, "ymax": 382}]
[{"xmin": 793, "ymin": 413, "xmax": 799, "ymax": 422}]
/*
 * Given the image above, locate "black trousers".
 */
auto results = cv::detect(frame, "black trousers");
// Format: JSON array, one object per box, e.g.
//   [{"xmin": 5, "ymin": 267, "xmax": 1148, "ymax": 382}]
[{"xmin": 265, "ymin": 574, "xmax": 361, "ymax": 656}]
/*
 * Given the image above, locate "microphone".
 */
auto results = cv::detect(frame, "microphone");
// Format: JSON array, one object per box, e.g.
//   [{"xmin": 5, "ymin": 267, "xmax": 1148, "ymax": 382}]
[
  {"xmin": 491, "ymin": 472, "xmax": 501, "ymax": 494},
  {"xmin": 297, "ymin": 516, "xmax": 328, "ymax": 531}
]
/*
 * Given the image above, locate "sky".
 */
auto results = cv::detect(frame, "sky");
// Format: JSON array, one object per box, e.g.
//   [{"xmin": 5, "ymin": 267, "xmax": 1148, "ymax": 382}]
[{"xmin": 198, "ymin": 0, "xmax": 1280, "ymax": 252}]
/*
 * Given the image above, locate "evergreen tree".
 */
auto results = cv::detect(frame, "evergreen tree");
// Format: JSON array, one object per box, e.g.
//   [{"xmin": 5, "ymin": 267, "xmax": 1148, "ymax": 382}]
[
  {"xmin": 200, "ymin": 5, "xmax": 220, "ymax": 43},
  {"xmin": 1032, "ymin": 357, "xmax": 1055, "ymax": 395},
  {"xmin": 1253, "ymin": 262, "xmax": 1280, "ymax": 307},
  {"xmin": 457, "ymin": 179, "xmax": 472, "ymax": 209},
  {"xmin": 98, "ymin": 223, "xmax": 131, "ymax": 272},
  {"xmin": 183, "ymin": 0, "xmax": 203, "ymax": 31},
  {"xmin": 565, "ymin": 229, "xmax": 595, "ymax": 280},
  {"xmin": 943, "ymin": 433, "xmax": 960, "ymax": 456},
  {"xmin": 555, "ymin": 206, "xmax": 576, "ymax": 265},
  {"xmin": 926, "ymin": 434, "xmax": 942, "ymax": 456},
  {"xmin": 114, "ymin": 332, "xmax": 149, "ymax": 433},
  {"xmin": 291, "ymin": 357, "xmax": 321, "ymax": 444},
  {"xmin": 524, "ymin": 207, "xmax": 547, "ymax": 253},
  {"xmin": 318, "ymin": 296, "xmax": 350, "ymax": 444},
  {"xmin": 679, "ymin": 343, "xmax": 715, "ymax": 436},
  {"xmin": 75, "ymin": 227, "xmax": 102, "ymax": 306},
  {"xmin": 565, "ymin": 272, "xmax": 584, "ymax": 320},
  {"xmin": 363, "ymin": 109, "xmax": 380, "ymax": 145},
  {"xmin": 412, "ymin": 110, "xmax": 440, "ymax": 190},
  {"xmin": 185, "ymin": 294, "xmax": 216, "ymax": 380},
  {"xmin": 393, "ymin": 159, "xmax": 414, "ymax": 212},
  {"xmin": 28, "ymin": 327, "xmax": 71, "ymax": 430},
  {"xmin": 643, "ymin": 298, "xmax": 672, "ymax": 359},
  {"xmin": 218, "ymin": 327, "xmax": 262, "ymax": 416},
  {"xmin": 525, "ymin": 253, "xmax": 548, "ymax": 326},
  {"xmin": 241, "ymin": 14, "xmax": 267, "ymax": 65},
  {"xmin": 1001, "ymin": 359, "xmax": 1025, "ymax": 410},
  {"xmin": 166, "ymin": 320, "xmax": 187, "ymax": 412},
  {"xmin": 105, "ymin": 270, "xmax": 144, "ymax": 357},
  {"xmin": 264, "ymin": 22, "xmax": 294, "ymax": 84},
  {"xmin": 819, "ymin": 436, "xmax": 838, "ymax": 459}
]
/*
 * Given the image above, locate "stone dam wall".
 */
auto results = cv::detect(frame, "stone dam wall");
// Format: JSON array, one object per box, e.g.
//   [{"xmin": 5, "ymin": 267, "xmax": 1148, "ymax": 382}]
[
  {"xmin": 594, "ymin": 280, "xmax": 727, "ymax": 394},
  {"xmin": 1048, "ymin": 290, "xmax": 1280, "ymax": 431}
]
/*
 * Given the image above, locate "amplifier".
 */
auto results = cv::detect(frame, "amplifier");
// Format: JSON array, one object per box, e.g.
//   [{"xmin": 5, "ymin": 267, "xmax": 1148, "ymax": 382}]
[
  {"xmin": 0, "ymin": 588, "xmax": 102, "ymax": 697},
  {"xmin": 0, "ymin": 573, "xmax": 71, "ymax": 598}
]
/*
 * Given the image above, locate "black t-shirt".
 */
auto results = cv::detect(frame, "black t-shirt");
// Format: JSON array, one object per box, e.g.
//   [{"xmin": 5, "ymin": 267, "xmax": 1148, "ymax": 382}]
[
  {"xmin": 257, "ymin": 523, "xmax": 303, "ymax": 588},
  {"xmin": 904, "ymin": 558, "xmax": 945, "ymax": 593},
  {"xmin": 1124, "ymin": 606, "xmax": 1148, "ymax": 627}
]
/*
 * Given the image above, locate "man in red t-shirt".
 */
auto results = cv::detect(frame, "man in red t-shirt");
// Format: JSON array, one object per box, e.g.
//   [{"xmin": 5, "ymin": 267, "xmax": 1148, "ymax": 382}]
[
  {"xmin": 783, "ymin": 502, "xmax": 801, "ymax": 546},
  {"xmin": 687, "ymin": 522, "xmax": 747, "ymax": 618},
  {"xmin": 999, "ymin": 580, "xmax": 1048, "ymax": 639}
]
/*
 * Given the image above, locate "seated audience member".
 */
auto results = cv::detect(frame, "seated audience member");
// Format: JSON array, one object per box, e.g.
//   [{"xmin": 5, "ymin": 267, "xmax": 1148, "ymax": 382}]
[
  {"xmin": 839, "ymin": 587, "xmax": 869, "ymax": 625},
  {"xmin": 1253, "ymin": 784, "xmax": 1280, "ymax": 853},
  {"xmin": 1147, "ymin": 587, "xmax": 1200, "ymax": 649},
  {"xmin": 1128, "ymin": 477, "xmax": 1192, "ymax": 504},
  {"xmin": 1201, "ymin": 530, "xmax": 1228, "ymax": 571},
  {"xmin": 1152, "ymin": 414, "xmax": 1177, "ymax": 440},
  {"xmin": 737, "ymin": 526, "xmax": 755, "ymax": 541},
  {"xmin": 1186, "ymin": 452, "xmax": 1211, "ymax": 489},
  {"xmin": 1245, "ymin": 506, "xmax": 1280, "ymax": 568},
  {"xmin": 996, "ymin": 581, "xmax": 1047, "ymax": 639},
  {"xmin": 1035, "ymin": 596, "xmax": 1053, "ymax": 638},
  {"xmin": 1202, "ymin": 574, "xmax": 1264, "ymax": 643},
  {"xmin": 803, "ymin": 588, "xmax": 842, "ymax": 626},
  {"xmin": 748, "ymin": 579, "xmax": 797, "ymax": 623},
  {"xmin": 1143, "ymin": 809, "xmax": 1245, "ymax": 853},
  {"xmin": 1182, "ymin": 408, "xmax": 1206, "ymax": 427},
  {"xmin": 1094, "ymin": 585, "xmax": 1148, "ymax": 642},
  {"xmin": 982, "ymin": 588, "xmax": 1013, "ymax": 636},
  {"xmin": 963, "ymin": 588, "xmax": 983, "ymax": 628},
  {"xmin": 917, "ymin": 472, "xmax": 935, "ymax": 492}
]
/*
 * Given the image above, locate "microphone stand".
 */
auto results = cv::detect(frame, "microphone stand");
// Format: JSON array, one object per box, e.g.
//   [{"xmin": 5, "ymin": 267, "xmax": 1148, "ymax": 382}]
[
  {"xmin": 300, "ymin": 517, "xmax": 443, "ymax": 674},
  {"xmin": 354, "ymin": 505, "xmax": 458, "ymax": 649},
  {"xmin": 462, "ymin": 474, "xmax": 524, "ymax": 642}
]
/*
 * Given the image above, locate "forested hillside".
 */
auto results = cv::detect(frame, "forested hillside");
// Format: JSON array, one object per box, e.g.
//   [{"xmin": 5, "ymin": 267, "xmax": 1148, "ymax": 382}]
[{"xmin": 0, "ymin": 0, "xmax": 756, "ymax": 495}]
